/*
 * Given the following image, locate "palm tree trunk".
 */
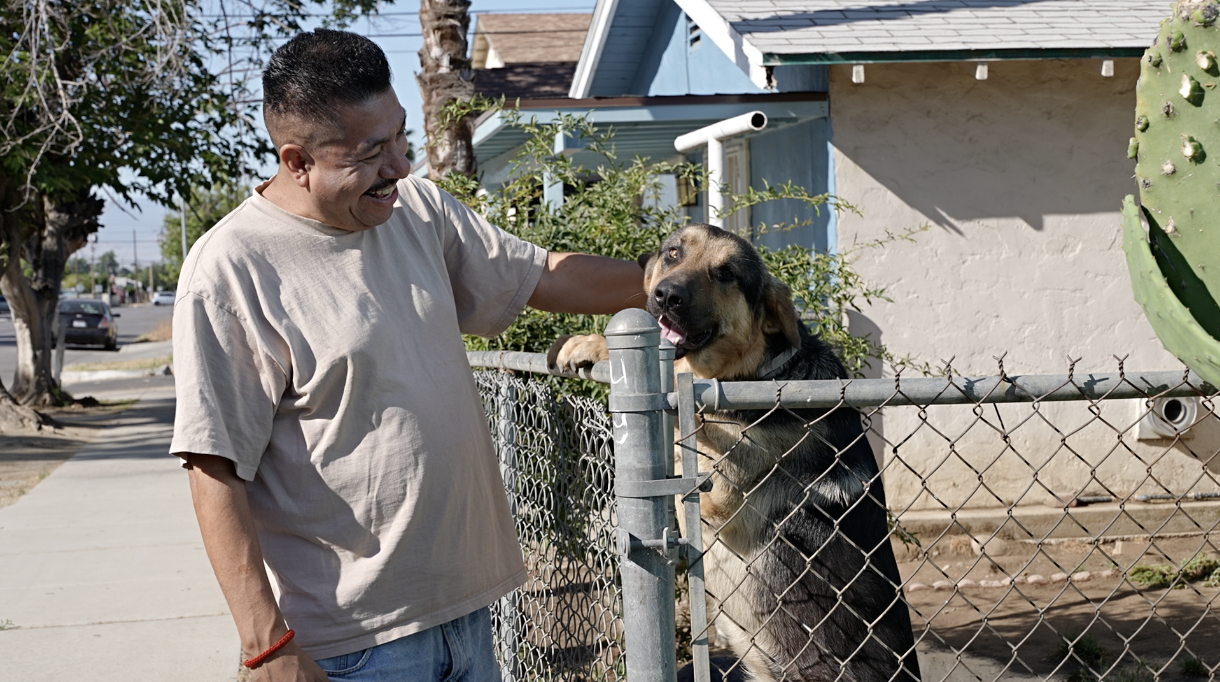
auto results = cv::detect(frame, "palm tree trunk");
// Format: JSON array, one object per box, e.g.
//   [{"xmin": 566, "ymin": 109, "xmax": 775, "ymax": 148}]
[{"xmin": 417, "ymin": 0, "xmax": 477, "ymax": 179}]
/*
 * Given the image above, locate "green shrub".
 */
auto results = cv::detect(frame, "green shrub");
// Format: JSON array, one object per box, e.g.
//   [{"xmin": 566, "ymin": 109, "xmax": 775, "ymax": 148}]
[
  {"xmin": 1051, "ymin": 630, "xmax": 1106, "ymax": 669},
  {"xmin": 1128, "ymin": 563, "xmax": 1176, "ymax": 589},
  {"xmin": 1179, "ymin": 553, "xmax": 1220, "ymax": 582},
  {"xmin": 1204, "ymin": 567, "xmax": 1220, "ymax": 588},
  {"xmin": 1181, "ymin": 656, "xmax": 1210, "ymax": 678}
]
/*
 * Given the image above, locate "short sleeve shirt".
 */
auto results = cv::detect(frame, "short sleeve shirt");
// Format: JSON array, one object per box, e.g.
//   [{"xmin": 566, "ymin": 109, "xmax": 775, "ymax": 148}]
[{"xmin": 169, "ymin": 176, "xmax": 546, "ymax": 658}]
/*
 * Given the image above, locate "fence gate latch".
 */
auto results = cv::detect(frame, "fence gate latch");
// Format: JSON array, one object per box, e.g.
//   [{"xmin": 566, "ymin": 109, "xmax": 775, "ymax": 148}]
[
  {"xmin": 615, "ymin": 473, "xmax": 712, "ymax": 499},
  {"xmin": 607, "ymin": 391, "xmax": 672, "ymax": 413},
  {"xmin": 618, "ymin": 527, "xmax": 688, "ymax": 560}
]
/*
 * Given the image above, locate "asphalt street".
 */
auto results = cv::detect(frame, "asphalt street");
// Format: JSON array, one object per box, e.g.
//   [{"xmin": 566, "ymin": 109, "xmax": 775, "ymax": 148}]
[{"xmin": 0, "ymin": 302, "xmax": 174, "ymax": 391}]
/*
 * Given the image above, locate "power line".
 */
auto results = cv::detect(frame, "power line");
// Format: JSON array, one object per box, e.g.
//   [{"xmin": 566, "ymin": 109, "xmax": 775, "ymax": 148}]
[
  {"xmin": 199, "ymin": 7, "xmax": 592, "ymax": 18},
  {"xmin": 211, "ymin": 28, "xmax": 590, "ymax": 37}
]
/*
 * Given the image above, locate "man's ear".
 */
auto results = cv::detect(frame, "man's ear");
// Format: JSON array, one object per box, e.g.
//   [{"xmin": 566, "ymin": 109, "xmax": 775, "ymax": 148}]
[
  {"xmin": 280, "ymin": 144, "xmax": 314, "ymax": 187},
  {"xmin": 761, "ymin": 277, "xmax": 801, "ymax": 349}
]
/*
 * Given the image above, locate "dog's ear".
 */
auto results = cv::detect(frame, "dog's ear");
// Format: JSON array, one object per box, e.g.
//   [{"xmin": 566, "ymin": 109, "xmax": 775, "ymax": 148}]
[
  {"xmin": 761, "ymin": 277, "xmax": 802, "ymax": 349},
  {"xmin": 637, "ymin": 250, "xmax": 659, "ymax": 293}
]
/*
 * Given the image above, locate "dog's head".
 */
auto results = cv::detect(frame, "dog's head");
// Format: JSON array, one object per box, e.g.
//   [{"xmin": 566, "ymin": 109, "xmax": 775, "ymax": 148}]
[{"xmin": 638, "ymin": 223, "xmax": 801, "ymax": 379}]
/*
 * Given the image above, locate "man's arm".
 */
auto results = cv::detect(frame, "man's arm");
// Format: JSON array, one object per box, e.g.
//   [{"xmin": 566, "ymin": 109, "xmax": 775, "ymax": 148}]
[
  {"xmin": 185, "ymin": 454, "xmax": 328, "ymax": 681},
  {"xmin": 527, "ymin": 252, "xmax": 645, "ymax": 314}
]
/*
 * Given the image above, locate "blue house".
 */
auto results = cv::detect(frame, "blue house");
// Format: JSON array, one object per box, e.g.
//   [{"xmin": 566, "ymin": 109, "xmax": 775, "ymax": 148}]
[
  {"xmin": 468, "ymin": 6, "xmax": 833, "ymax": 252},
  {"xmin": 469, "ymin": 0, "xmax": 1164, "ymax": 261}
]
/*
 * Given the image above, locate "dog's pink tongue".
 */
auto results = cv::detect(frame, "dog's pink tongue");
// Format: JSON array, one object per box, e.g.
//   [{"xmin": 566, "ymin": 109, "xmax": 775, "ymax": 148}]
[{"xmin": 659, "ymin": 317, "xmax": 687, "ymax": 346}]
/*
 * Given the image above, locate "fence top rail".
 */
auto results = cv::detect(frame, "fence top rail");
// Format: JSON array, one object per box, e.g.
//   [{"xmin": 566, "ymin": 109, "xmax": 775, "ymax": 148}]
[
  {"xmin": 681, "ymin": 370, "xmax": 1219, "ymax": 411},
  {"xmin": 466, "ymin": 350, "xmax": 1217, "ymax": 409},
  {"xmin": 467, "ymin": 350, "xmax": 611, "ymax": 383}
]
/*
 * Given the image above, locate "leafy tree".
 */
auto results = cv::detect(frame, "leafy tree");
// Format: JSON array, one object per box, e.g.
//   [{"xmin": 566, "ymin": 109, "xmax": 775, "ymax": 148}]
[
  {"xmin": 97, "ymin": 251, "xmax": 120, "ymax": 278},
  {"xmin": 160, "ymin": 181, "xmax": 250, "ymax": 285},
  {"xmin": 0, "ymin": 0, "xmax": 260, "ymax": 413},
  {"xmin": 0, "ymin": 0, "xmax": 394, "ymax": 419}
]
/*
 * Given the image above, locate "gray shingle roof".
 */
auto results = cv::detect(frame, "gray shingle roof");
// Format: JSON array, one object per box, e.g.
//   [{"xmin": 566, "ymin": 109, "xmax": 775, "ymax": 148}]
[{"xmin": 701, "ymin": 0, "xmax": 1166, "ymax": 59}]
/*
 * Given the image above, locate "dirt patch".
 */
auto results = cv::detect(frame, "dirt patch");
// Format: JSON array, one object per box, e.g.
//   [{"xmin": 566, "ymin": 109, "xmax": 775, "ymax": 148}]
[
  {"xmin": 899, "ymin": 535, "xmax": 1220, "ymax": 681},
  {"xmin": 0, "ymin": 402, "xmax": 133, "ymax": 509}
]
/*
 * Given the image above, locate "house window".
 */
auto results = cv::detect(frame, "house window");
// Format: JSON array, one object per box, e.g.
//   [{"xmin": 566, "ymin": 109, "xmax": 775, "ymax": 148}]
[
  {"xmin": 688, "ymin": 21, "xmax": 702, "ymax": 51},
  {"xmin": 676, "ymin": 176, "xmax": 700, "ymax": 207},
  {"xmin": 724, "ymin": 139, "xmax": 751, "ymax": 235}
]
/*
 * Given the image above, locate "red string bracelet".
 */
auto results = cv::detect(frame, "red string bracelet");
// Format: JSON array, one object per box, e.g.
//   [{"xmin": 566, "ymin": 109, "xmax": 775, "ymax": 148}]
[{"xmin": 243, "ymin": 629, "xmax": 296, "ymax": 669}]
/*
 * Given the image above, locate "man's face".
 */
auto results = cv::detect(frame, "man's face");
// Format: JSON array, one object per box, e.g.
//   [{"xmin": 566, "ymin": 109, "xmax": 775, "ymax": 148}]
[{"xmin": 297, "ymin": 88, "xmax": 412, "ymax": 231}]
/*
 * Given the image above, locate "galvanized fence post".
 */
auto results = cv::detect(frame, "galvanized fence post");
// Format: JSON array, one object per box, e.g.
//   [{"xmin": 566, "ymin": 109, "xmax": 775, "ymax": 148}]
[
  {"xmin": 495, "ymin": 380, "xmax": 522, "ymax": 682},
  {"xmin": 606, "ymin": 309, "xmax": 677, "ymax": 682}
]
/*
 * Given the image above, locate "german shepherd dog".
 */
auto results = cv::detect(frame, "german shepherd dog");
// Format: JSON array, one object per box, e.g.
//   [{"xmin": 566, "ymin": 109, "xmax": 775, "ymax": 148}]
[{"xmin": 549, "ymin": 223, "xmax": 920, "ymax": 682}]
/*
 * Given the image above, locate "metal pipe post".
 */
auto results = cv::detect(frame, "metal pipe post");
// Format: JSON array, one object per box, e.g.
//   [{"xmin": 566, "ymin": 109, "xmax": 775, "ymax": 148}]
[
  {"xmin": 706, "ymin": 136, "xmax": 724, "ymax": 227},
  {"xmin": 495, "ymin": 380, "xmax": 521, "ymax": 682},
  {"xmin": 606, "ymin": 309, "xmax": 676, "ymax": 682}
]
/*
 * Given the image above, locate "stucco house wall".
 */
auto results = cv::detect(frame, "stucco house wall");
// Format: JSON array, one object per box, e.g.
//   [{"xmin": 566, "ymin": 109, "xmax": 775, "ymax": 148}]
[{"xmin": 827, "ymin": 59, "xmax": 1220, "ymax": 510}]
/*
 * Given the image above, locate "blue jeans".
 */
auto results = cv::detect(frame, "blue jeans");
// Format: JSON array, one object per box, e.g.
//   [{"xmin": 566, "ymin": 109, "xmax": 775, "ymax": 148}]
[{"xmin": 314, "ymin": 608, "xmax": 502, "ymax": 681}]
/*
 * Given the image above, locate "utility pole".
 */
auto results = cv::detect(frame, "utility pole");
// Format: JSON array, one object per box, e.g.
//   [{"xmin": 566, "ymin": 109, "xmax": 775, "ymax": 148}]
[
  {"xmin": 89, "ymin": 236, "xmax": 97, "ymax": 300},
  {"xmin": 133, "ymin": 230, "xmax": 140, "ymax": 302},
  {"xmin": 180, "ymin": 194, "xmax": 188, "ymax": 262}
]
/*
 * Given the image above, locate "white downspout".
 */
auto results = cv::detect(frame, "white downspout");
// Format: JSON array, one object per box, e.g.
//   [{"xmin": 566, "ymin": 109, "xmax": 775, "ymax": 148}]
[{"xmin": 674, "ymin": 111, "xmax": 767, "ymax": 228}]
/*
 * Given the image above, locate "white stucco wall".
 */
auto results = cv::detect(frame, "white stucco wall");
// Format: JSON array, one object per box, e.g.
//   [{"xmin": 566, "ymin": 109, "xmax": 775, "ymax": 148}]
[{"xmin": 827, "ymin": 60, "xmax": 1220, "ymax": 511}]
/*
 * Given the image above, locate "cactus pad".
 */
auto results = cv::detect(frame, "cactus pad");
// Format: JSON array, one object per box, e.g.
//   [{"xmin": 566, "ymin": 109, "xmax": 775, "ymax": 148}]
[
  {"xmin": 1129, "ymin": 0, "xmax": 1220, "ymax": 343},
  {"xmin": 1123, "ymin": 198, "xmax": 1220, "ymax": 387}
]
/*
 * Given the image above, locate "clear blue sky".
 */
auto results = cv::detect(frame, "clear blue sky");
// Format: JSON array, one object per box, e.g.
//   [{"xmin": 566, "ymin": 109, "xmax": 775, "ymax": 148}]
[{"xmin": 97, "ymin": 0, "xmax": 593, "ymax": 269}]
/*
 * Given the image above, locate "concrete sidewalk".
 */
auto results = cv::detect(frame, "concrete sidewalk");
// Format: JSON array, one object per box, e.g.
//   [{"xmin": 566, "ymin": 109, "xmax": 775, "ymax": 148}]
[{"xmin": 0, "ymin": 377, "xmax": 237, "ymax": 681}]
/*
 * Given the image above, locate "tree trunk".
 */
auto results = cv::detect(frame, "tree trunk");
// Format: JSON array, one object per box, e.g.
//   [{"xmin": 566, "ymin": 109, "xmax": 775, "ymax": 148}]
[
  {"xmin": 0, "ymin": 176, "xmax": 52, "ymax": 430},
  {"xmin": 2, "ymin": 183, "xmax": 103, "ymax": 407},
  {"xmin": 417, "ymin": 0, "xmax": 478, "ymax": 179}
]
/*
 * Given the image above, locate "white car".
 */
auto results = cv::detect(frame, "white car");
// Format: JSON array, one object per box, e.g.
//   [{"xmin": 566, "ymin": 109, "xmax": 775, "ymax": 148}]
[{"xmin": 153, "ymin": 290, "xmax": 177, "ymax": 306}]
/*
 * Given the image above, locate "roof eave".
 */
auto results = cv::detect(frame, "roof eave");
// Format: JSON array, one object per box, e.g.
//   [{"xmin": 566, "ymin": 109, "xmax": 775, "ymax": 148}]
[
  {"xmin": 763, "ymin": 47, "xmax": 1146, "ymax": 66},
  {"xmin": 672, "ymin": 0, "xmax": 770, "ymax": 89},
  {"xmin": 569, "ymin": 0, "xmax": 621, "ymax": 98}
]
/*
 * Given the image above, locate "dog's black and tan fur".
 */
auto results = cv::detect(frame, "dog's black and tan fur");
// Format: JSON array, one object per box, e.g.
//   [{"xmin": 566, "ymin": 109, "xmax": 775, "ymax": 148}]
[{"xmin": 550, "ymin": 224, "xmax": 920, "ymax": 682}]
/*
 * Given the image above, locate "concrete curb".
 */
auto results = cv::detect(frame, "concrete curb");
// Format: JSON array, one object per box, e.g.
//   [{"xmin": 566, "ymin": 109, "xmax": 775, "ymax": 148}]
[{"xmin": 60, "ymin": 364, "xmax": 172, "ymax": 384}]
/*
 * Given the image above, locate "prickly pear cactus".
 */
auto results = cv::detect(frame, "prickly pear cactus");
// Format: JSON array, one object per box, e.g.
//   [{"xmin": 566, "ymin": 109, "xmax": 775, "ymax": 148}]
[{"xmin": 1125, "ymin": 0, "xmax": 1220, "ymax": 386}]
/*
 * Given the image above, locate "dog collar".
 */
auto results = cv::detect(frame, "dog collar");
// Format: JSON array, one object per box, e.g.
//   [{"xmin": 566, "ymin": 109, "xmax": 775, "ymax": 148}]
[{"xmin": 756, "ymin": 345, "xmax": 799, "ymax": 380}]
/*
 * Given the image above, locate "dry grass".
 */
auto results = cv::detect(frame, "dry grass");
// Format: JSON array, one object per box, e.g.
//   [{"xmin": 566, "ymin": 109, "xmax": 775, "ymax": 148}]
[
  {"xmin": 69, "ymin": 355, "xmax": 172, "ymax": 372},
  {"xmin": 136, "ymin": 317, "xmax": 172, "ymax": 343}
]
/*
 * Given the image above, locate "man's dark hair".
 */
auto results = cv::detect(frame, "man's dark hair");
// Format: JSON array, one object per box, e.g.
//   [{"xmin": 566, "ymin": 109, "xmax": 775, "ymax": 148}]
[{"xmin": 262, "ymin": 29, "xmax": 392, "ymax": 146}]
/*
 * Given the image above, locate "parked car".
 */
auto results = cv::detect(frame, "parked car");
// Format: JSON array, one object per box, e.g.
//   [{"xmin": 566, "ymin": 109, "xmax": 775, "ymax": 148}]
[
  {"xmin": 0, "ymin": 294, "xmax": 8, "ymax": 316},
  {"xmin": 58, "ymin": 299, "xmax": 120, "ymax": 350},
  {"xmin": 152, "ymin": 290, "xmax": 177, "ymax": 306}
]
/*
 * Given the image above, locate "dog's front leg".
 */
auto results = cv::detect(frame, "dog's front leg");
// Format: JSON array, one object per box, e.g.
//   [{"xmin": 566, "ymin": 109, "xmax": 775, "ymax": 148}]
[{"xmin": 547, "ymin": 334, "xmax": 609, "ymax": 371}]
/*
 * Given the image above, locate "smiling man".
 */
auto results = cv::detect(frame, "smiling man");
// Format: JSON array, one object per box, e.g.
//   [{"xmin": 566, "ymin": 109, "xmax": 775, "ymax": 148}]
[{"xmin": 170, "ymin": 30, "xmax": 643, "ymax": 681}]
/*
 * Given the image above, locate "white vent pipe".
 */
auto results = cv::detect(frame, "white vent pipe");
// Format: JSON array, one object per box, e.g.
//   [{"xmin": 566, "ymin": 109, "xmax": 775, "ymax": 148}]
[{"xmin": 674, "ymin": 111, "xmax": 767, "ymax": 227}]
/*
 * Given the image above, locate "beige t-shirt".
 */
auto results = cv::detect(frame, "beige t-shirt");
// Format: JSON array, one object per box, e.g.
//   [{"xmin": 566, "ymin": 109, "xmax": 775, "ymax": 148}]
[{"xmin": 170, "ymin": 175, "xmax": 546, "ymax": 658}]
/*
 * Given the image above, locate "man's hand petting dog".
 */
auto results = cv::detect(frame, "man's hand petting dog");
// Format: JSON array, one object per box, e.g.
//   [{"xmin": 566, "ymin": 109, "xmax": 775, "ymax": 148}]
[{"xmin": 546, "ymin": 334, "xmax": 609, "ymax": 372}]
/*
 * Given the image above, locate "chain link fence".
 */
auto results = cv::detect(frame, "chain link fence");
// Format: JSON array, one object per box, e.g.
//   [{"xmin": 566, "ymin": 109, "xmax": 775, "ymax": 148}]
[
  {"xmin": 469, "ymin": 316, "xmax": 1220, "ymax": 682},
  {"xmin": 472, "ymin": 358, "xmax": 624, "ymax": 681}
]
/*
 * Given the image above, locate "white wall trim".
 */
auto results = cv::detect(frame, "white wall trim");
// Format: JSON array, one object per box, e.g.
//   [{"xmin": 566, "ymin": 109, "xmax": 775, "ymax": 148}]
[
  {"xmin": 670, "ymin": 0, "xmax": 769, "ymax": 89},
  {"xmin": 569, "ymin": 0, "xmax": 622, "ymax": 98}
]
